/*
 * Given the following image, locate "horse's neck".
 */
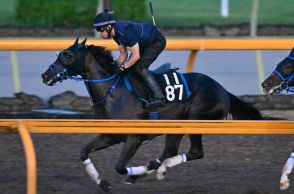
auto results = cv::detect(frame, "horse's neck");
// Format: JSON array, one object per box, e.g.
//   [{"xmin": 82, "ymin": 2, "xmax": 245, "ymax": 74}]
[
  {"xmin": 82, "ymin": 54, "xmax": 143, "ymax": 118},
  {"xmin": 83, "ymin": 54, "xmax": 114, "ymax": 101}
]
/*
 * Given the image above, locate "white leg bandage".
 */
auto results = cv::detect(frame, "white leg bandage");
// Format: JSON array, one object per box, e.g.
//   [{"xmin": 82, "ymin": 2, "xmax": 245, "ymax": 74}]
[
  {"xmin": 280, "ymin": 152, "xmax": 294, "ymax": 190},
  {"xmin": 127, "ymin": 166, "xmax": 148, "ymax": 176},
  {"xmin": 157, "ymin": 154, "xmax": 187, "ymax": 180},
  {"xmin": 83, "ymin": 158, "xmax": 101, "ymax": 185},
  {"xmin": 163, "ymin": 154, "xmax": 187, "ymax": 168}
]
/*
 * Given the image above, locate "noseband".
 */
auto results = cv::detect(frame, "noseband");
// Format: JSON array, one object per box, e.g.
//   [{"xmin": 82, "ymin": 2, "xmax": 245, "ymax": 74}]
[
  {"xmin": 49, "ymin": 63, "xmax": 68, "ymax": 82},
  {"xmin": 272, "ymin": 56, "xmax": 294, "ymax": 93}
]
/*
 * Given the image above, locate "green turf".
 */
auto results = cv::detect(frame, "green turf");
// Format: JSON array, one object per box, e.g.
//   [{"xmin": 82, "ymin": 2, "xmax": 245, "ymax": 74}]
[
  {"xmin": 0, "ymin": 0, "xmax": 17, "ymax": 25},
  {"xmin": 151, "ymin": 0, "xmax": 294, "ymax": 27},
  {"xmin": 0, "ymin": 0, "xmax": 293, "ymax": 27}
]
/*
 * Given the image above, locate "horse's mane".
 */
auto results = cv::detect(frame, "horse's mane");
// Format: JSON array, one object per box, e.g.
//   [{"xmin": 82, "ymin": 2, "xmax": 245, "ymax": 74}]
[{"xmin": 86, "ymin": 45, "xmax": 116, "ymax": 74}]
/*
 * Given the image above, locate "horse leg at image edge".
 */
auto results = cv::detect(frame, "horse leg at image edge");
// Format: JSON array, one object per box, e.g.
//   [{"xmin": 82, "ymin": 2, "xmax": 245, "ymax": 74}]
[
  {"xmin": 280, "ymin": 151, "xmax": 294, "ymax": 190},
  {"xmin": 80, "ymin": 134, "xmax": 122, "ymax": 193},
  {"xmin": 157, "ymin": 134, "xmax": 204, "ymax": 180}
]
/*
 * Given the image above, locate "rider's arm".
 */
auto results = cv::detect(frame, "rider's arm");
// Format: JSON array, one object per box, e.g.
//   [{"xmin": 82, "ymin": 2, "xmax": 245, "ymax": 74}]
[
  {"xmin": 116, "ymin": 45, "xmax": 128, "ymax": 66},
  {"xmin": 123, "ymin": 42, "xmax": 140, "ymax": 69}
]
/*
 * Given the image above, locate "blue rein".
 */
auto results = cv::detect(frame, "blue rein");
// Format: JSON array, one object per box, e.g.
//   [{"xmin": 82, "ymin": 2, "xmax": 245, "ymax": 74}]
[
  {"xmin": 69, "ymin": 74, "xmax": 117, "ymax": 83},
  {"xmin": 273, "ymin": 56, "xmax": 294, "ymax": 93}
]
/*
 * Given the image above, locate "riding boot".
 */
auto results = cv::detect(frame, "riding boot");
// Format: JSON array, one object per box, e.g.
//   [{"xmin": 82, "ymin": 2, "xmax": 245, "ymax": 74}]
[{"xmin": 141, "ymin": 69, "xmax": 166, "ymax": 107}]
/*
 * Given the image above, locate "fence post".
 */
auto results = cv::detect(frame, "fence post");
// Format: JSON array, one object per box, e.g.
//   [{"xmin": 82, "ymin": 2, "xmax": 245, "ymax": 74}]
[
  {"xmin": 186, "ymin": 50, "xmax": 198, "ymax": 72},
  {"xmin": 10, "ymin": 51, "xmax": 21, "ymax": 93},
  {"xmin": 17, "ymin": 121, "xmax": 37, "ymax": 194}
]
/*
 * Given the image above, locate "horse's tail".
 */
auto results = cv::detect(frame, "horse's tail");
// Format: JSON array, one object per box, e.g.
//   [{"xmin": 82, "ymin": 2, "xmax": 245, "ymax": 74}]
[{"xmin": 228, "ymin": 93, "xmax": 264, "ymax": 120}]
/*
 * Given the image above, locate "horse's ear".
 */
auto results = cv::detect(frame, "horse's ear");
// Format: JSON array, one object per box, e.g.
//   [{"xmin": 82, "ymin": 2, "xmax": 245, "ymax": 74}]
[
  {"xmin": 74, "ymin": 36, "xmax": 79, "ymax": 46},
  {"xmin": 80, "ymin": 38, "xmax": 87, "ymax": 46},
  {"xmin": 290, "ymin": 47, "xmax": 294, "ymax": 57}
]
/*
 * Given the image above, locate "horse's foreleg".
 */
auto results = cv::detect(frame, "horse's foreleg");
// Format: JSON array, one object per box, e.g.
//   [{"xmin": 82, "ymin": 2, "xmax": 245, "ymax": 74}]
[
  {"xmin": 115, "ymin": 135, "xmax": 144, "ymax": 176},
  {"xmin": 80, "ymin": 134, "xmax": 122, "ymax": 193},
  {"xmin": 280, "ymin": 150, "xmax": 294, "ymax": 190},
  {"xmin": 156, "ymin": 134, "xmax": 184, "ymax": 180}
]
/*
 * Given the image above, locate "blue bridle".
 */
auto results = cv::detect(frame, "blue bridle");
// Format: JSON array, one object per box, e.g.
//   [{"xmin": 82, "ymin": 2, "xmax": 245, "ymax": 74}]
[
  {"xmin": 272, "ymin": 56, "xmax": 294, "ymax": 93},
  {"xmin": 49, "ymin": 63, "xmax": 68, "ymax": 82},
  {"xmin": 49, "ymin": 62, "xmax": 121, "ymax": 106}
]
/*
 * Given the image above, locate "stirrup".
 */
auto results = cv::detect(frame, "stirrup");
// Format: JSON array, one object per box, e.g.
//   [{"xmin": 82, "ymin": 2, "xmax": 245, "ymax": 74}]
[{"xmin": 145, "ymin": 98, "xmax": 167, "ymax": 108}]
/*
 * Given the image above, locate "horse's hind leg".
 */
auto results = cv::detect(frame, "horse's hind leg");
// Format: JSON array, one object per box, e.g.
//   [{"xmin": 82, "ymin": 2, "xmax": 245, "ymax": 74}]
[
  {"xmin": 124, "ymin": 134, "xmax": 183, "ymax": 184},
  {"xmin": 186, "ymin": 134, "xmax": 204, "ymax": 161},
  {"xmin": 115, "ymin": 135, "xmax": 144, "ymax": 176},
  {"xmin": 80, "ymin": 134, "xmax": 122, "ymax": 193},
  {"xmin": 280, "ymin": 150, "xmax": 294, "ymax": 190},
  {"xmin": 156, "ymin": 134, "xmax": 203, "ymax": 180},
  {"xmin": 155, "ymin": 134, "xmax": 185, "ymax": 180}
]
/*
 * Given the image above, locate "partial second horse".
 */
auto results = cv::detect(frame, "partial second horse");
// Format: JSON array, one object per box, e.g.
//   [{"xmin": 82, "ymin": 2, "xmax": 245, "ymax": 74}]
[{"xmin": 261, "ymin": 48, "xmax": 294, "ymax": 191}]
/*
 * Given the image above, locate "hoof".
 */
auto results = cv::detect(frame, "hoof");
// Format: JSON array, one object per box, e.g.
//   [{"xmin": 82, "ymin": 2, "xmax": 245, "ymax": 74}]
[
  {"xmin": 156, "ymin": 165, "xmax": 166, "ymax": 180},
  {"xmin": 280, "ymin": 180, "xmax": 290, "ymax": 191},
  {"xmin": 280, "ymin": 175, "xmax": 290, "ymax": 191},
  {"xmin": 99, "ymin": 180, "xmax": 111, "ymax": 193},
  {"xmin": 156, "ymin": 172, "xmax": 166, "ymax": 180},
  {"xmin": 148, "ymin": 159, "xmax": 161, "ymax": 170}
]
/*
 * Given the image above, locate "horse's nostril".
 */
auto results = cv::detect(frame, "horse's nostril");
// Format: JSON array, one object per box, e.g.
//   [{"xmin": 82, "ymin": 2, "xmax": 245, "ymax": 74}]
[{"xmin": 42, "ymin": 73, "xmax": 50, "ymax": 81}]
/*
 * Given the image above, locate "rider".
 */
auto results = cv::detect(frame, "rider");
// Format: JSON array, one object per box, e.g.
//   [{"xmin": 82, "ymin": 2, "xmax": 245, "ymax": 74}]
[{"xmin": 93, "ymin": 9, "xmax": 166, "ymax": 107}]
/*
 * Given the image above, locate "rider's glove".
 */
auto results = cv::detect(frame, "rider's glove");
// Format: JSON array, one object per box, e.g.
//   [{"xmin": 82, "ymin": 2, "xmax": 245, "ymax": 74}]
[{"xmin": 115, "ymin": 64, "xmax": 126, "ymax": 75}]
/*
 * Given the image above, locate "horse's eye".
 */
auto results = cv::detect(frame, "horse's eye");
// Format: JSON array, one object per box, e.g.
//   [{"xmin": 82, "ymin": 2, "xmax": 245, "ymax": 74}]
[
  {"xmin": 63, "ymin": 52, "xmax": 71, "ymax": 59},
  {"xmin": 63, "ymin": 52, "xmax": 72, "ymax": 59}
]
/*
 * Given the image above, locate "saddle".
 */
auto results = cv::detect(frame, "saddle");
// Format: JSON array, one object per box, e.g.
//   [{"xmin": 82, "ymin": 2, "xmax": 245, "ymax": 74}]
[{"xmin": 124, "ymin": 63, "xmax": 191, "ymax": 104}]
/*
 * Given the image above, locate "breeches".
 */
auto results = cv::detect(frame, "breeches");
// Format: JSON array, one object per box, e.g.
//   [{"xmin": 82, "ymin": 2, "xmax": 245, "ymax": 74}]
[{"xmin": 130, "ymin": 31, "xmax": 166, "ymax": 75}]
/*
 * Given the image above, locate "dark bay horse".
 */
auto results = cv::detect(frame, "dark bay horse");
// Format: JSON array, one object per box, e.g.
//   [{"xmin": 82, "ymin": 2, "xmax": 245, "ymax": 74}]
[
  {"xmin": 261, "ymin": 48, "xmax": 294, "ymax": 190},
  {"xmin": 41, "ymin": 37, "xmax": 263, "ymax": 193}
]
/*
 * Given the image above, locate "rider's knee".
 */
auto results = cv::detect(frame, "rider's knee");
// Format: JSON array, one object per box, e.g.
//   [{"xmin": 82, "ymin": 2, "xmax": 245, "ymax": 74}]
[{"xmin": 115, "ymin": 166, "xmax": 128, "ymax": 175}]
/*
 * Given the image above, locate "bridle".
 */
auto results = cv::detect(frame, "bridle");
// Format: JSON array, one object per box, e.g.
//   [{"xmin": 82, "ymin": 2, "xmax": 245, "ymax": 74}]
[
  {"xmin": 271, "ymin": 56, "xmax": 294, "ymax": 94},
  {"xmin": 49, "ymin": 63, "xmax": 68, "ymax": 83},
  {"xmin": 48, "ymin": 55, "xmax": 121, "ymax": 106}
]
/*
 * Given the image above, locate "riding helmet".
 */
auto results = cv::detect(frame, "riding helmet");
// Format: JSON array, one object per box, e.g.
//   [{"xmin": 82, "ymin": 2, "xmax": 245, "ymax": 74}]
[{"xmin": 93, "ymin": 9, "xmax": 116, "ymax": 28}]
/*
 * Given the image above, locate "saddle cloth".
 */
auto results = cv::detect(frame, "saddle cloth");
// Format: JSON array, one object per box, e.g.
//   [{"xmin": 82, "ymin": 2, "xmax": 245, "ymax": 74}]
[{"xmin": 124, "ymin": 67, "xmax": 191, "ymax": 103}]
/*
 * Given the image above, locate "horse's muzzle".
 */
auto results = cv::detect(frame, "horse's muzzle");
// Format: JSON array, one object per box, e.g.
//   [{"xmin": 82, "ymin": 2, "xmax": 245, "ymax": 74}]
[{"xmin": 41, "ymin": 72, "xmax": 55, "ymax": 86}]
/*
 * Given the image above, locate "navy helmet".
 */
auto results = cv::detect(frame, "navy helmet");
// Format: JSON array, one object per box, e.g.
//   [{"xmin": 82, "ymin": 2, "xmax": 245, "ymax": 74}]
[{"xmin": 93, "ymin": 9, "xmax": 116, "ymax": 30}]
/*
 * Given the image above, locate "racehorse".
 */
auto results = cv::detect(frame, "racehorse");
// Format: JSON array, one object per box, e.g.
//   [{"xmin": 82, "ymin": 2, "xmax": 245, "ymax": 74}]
[
  {"xmin": 261, "ymin": 48, "xmax": 294, "ymax": 94},
  {"xmin": 41, "ymin": 37, "xmax": 263, "ymax": 193},
  {"xmin": 261, "ymin": 48, "xmax": 294, "ymax": 190}
]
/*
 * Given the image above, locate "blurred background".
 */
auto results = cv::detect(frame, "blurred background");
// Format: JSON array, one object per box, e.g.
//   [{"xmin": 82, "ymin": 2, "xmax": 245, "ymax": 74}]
[{"xmin": 0, "ymin": 0, "xmax": 293, "ymax": 99}]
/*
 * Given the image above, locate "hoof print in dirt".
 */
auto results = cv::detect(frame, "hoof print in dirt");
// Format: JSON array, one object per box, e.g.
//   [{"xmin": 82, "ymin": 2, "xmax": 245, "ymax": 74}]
[{"xmin": 99, "ymin": 180, "xmax": 111, "ymax": 193}]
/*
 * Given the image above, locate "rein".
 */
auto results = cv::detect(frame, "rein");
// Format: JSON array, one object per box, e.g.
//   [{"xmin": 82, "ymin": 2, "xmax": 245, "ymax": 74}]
[
  {"xmin": 273, "ymin": 56, "xmax": 294, "ymax": 93},
  {"xmin": 49, "ymin": 63, "xmax": 121, "ymax": 106},
  {"xmin": 82, "ymin": 75, "xmax": 121, "ymax": 107}
]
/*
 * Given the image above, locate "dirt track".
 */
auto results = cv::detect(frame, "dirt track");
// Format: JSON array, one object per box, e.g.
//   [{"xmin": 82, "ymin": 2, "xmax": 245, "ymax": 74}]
[{"xmin": 0, "ymin": 111, "xmax": 294, "ymax": 194}]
